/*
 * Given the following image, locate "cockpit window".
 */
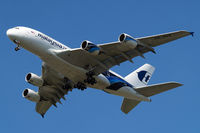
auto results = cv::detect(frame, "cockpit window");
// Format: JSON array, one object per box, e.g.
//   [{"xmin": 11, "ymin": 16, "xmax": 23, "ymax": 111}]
[{"xmin": 14, "ymin": 27, "xmax": 19, "ymax": 29}]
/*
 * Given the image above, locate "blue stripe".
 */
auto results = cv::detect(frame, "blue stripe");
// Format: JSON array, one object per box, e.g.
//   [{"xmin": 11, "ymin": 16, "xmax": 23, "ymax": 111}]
[
  {"xmin": 125, "ymin": 36, "xmax": 137, "ymax": 42},
  {"xmin": 88, "ymin": 46, "xmax": 100, "ymax": 53},
  {"xmin": 102, "ymin": 71, "xmax": 133, "ymax": 90}
]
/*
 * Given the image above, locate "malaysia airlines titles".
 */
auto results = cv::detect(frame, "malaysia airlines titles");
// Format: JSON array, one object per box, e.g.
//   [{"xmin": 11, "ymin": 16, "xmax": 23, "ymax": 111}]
[{"xmin": 38, "ymin": 33, "xmax": 67, "ymax": 49}]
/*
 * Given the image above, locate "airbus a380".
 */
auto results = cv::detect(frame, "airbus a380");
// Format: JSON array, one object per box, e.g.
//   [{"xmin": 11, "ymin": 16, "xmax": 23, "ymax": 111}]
[{"xmin": 7, "ymin": 26, "xmax": 193, "ymax": 117}]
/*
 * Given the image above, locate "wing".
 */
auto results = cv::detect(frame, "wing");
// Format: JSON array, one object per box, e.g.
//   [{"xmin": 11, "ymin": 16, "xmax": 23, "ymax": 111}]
[
  {"xmin": 56, "ymin": 30, "xmax": 192, "ymax": 75},
  {"xmin": 36, "ymin": 101, "xmax": 52, "ymax": 118},
  {"xmin": 35, "ymin": 63, "xmax": 71, "ymax": 117},
  {"xmin": 136, "ymin": 30, "xmax": 193, "ymax": 47}
]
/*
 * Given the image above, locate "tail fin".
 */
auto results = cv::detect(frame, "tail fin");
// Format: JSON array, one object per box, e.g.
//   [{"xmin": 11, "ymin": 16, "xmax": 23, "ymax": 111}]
[{"xmin": 125, "ymin": 64, "xmax": 155, "ymax": 87}]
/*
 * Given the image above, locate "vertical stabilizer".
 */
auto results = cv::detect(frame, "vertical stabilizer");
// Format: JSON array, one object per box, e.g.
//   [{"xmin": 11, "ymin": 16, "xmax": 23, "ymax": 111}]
[{"xmin": 125, "ymin": 64, "xmax": 155, "ymax": 87}]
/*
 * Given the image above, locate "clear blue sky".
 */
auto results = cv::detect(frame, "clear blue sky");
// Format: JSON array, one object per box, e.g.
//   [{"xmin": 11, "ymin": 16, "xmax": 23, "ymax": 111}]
[{"xmin": 0, "ymin": 0, "xmax": 199, "ymax": 132}]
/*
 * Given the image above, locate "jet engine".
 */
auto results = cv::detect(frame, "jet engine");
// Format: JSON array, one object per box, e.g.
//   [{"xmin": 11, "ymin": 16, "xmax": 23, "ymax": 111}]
[
  {"xmin": 22, "ymin": 88, "xmax": 40, "ymax": 103},
  {"xmin": 81, "ymin": 40, "xmax": 100, "ymax": 55},
  {"xmin": 25, "ymin": 73, "xmax": 43, "ymax": 87},
  {"xmin": 119, "ymin": 33, "xmax": 138, "ymax": 49}
]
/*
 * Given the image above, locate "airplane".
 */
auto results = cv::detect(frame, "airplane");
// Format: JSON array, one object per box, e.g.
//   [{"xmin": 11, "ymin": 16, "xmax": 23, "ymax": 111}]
[{"xmin": 6, "ymin": 26, "xmax": 193, "ymax": 117}]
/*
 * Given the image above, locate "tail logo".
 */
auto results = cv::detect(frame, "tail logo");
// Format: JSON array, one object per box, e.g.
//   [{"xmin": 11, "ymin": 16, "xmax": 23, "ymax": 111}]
[{"xmin": 137, "ymin": 70, "xmax": 151, "ymax": 84}]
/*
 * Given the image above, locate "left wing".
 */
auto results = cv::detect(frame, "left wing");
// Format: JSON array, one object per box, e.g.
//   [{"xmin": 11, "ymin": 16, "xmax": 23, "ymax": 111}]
[
  {"xmin": 56, "ymin": 30, "xmax": 192, "ymax": 75},
  {"xmin": 36, "ymin": 101, "xmax": 52, "ymax": 118},
  {"xmin": 35, "ymin": 63, "xmax": 71, "ymax": 117}
]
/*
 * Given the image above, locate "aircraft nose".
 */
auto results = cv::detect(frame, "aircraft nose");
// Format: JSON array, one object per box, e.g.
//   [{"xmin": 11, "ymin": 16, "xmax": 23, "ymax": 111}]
[
  {"xmin": 6, "ymin": 28, "xmax": 12, "ymax": 37},
  {"xmin": 7, "ymin": 28, "xmax": 18, "ymax": 39},
  {"xmin": 7, "ymin": 27, "xmax": 26, "ymax": 46}
]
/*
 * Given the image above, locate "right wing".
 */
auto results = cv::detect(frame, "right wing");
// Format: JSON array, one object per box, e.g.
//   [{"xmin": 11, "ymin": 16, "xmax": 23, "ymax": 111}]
[
  {"xmin": 56, "ymin": 31, "xmax": 192, "ymax": 76},
  {"xmin": 136, "ymin": 30, "xmax": 193, "ymax": 47}
]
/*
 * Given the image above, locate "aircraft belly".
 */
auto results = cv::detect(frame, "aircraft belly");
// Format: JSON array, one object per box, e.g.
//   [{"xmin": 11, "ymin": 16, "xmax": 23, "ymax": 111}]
[
  {"xmin": 88, "ymin": 74, "xmax": 110, "ymax": 90},
  {"xmin": 40, "ymin": 54, "xmax": 113, "ymax": 89},
  {"xmin": 41, "ymin": 53, "xmax": 87, "ymax": 83}
]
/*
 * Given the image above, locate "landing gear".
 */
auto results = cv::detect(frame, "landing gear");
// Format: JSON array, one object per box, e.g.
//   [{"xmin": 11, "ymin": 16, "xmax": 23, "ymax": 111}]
[
  {"xmin": 84, "ymin": 77, "xmax": 97, "ymax": 85},
  {"xmin": 84, "ymin": 71, "xmax": 97, "ymax": 85},
  {"xmin": 13, "ymin": 40, "xmax": 21, "ymax": 51},
  {"xmin": 15, "ymin": 46, "xmax": 20, "ymax": 51},
  {"xmin": 74, "ymin": 82, "xmax": 87, "ymax": 91},
  {"xmin": 64, "ymin": 84, "xmax": 73, "ymax": 91}
]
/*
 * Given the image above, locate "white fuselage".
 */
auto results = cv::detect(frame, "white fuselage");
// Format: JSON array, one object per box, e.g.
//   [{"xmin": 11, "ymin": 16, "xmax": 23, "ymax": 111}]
[
  {"xmin": 7, "ymin": 26, "xmax": 150, "ymax": 102},
  {"xmin": 7, "ymin": 27, "xmax": 109, "ymax": 88}
]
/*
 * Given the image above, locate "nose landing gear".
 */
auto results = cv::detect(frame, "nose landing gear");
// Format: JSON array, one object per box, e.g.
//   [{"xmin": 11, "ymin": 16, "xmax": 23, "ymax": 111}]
[
  {"xmin": 13, "ymin": 40, "xmax": 21, "ymax": 51},
  {"xmin": 15, "ymin": 45, "xmax": 20, "ymax": 51}
]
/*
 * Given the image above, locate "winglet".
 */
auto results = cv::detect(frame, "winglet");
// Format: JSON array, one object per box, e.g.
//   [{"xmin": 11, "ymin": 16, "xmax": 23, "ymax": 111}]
[{"xmin": 190, "ymin": 32, "xmax": 194, "ymax": 37}]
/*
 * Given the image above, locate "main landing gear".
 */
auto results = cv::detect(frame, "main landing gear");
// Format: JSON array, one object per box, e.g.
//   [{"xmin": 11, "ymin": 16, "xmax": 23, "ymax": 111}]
[
  {"xmin": 84, "ymin": 71, "xmax": 97, "ymax": 85},
  {"xmin": 63, "ymin": 78, "xmax": 73, "ymax": 91},
  {"xmin": 74, "ymin": 82, "xmax": 87, "ymax": 91},
  {"xmin": 74, "ymin": 71, "xmax": 97, "ymax": 91}
]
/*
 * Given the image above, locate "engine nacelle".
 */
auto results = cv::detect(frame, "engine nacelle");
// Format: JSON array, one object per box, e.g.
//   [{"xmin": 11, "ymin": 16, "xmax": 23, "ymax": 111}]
[
  {"xmin": 81, "ymin": 40, "xmax": 100, "ymax": 55},
  {"xmin": 25, "ymin": 73, "xmax": 43, "ymax": 87},
  {"xmin": 22, "ymin": 88, "xmax": 40, "ymax": 103},
  {"xmin": 119, "ymin": 33, "xmax": 138, "ymax": 49}
]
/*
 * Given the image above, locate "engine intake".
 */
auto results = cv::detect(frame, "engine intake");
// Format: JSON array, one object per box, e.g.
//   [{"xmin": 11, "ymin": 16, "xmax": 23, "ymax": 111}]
[
  {"xmin": 81, "ymin": 40, "xmax": 100, "ymax": 55},
  {"xmin": 119, "ymin": 33, "xmax": 138, "ymax": 49},
  {"xmin": 22, "ymin": 88, "xmax": 40, "ymax": 103},
  {"xmin": 25, "ymin": 73, "xmax": 43, "ymax": 87}
]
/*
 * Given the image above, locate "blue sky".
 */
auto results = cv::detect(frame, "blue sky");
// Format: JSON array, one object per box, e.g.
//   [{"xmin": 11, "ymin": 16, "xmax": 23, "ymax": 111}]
[{"xmin": 0, "ymin": 0, "xmax": 199, "ymax": 132}]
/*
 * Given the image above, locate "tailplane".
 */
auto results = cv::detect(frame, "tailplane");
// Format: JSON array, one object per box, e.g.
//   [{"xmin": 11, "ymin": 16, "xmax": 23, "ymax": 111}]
[
  {"xmin": 121, "ymin": 82, "xmax": 182, "ymax": 114},
  {"xmin": 121, "ymin": 64, "xmax": 182, "ymax": 114},
  {"xmin": 135, "ymin": 82, "xmax": 183, "ymax": 97},
  {"xmin": 121, "ymin": 98, "xmax": 140, "ymax": 114}
]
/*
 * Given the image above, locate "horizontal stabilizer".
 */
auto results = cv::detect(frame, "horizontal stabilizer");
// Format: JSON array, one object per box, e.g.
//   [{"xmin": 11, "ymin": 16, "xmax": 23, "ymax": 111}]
[
  {"xmin": 135, "ymin": 82, "xmax": 183, "ymax": 97},
  {"xmin": 121, "ymin": 98, "xmax": 140, "ymax": 114}
]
